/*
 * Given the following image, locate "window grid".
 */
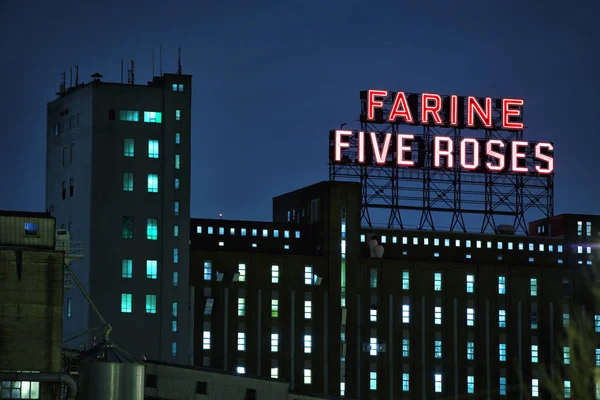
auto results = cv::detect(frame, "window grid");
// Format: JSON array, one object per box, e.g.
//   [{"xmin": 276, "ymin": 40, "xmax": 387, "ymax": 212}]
[{"xmin": 272, "ymin": 265, "xmax": 279, "ymax": 283}]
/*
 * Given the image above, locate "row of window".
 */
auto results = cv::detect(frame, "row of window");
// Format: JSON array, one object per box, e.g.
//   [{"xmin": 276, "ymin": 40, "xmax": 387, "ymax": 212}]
[
  {"xmin": 203, "ymin": 263, "xmax": 317, "ymax": 285},
  {"xmin": 121, "ymin": 218, "xmax": 182, "ymax": 246},
  {"xmin": 197, "ymin": 226, "xmax": 301, "ymax": 239},
  {"xmin": 123, "ymin": 137, "xmax": 182, "ymax": 158},
  {"xmin": 61, "ymin": 178, "xmax": 74, "ymax": 199},
  {"xmin": 54, "ymin": 112, "xmax": 81, "ymax": 136},
  {"xmin": 577, "ymin": 220, "xmax": 593, "ymax": 236},
  {"xmin": 120, "ymin": 259, "xmax": 179, "ymax": 286},
  {"xmin": 123, "ymin": 172, "xmax": 181, "ymax": 193},
  {"xmin": 118, "ymin": 110, "xmax": 180, "ymax": 123}
]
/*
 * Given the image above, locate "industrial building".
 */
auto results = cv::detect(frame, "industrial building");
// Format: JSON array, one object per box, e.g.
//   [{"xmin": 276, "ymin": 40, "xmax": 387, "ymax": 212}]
[
  {"xmin": 45, "ymin": 64, "xmax": 192, "ymax": 364},
  {"xmin": 190, "ymin": 180, "xmax": 600, "ymax": 399}
]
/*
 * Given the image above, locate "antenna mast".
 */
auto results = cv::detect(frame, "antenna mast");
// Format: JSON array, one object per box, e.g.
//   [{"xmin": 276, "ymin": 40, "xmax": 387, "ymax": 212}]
[
  {"xmin": 121, "ymin": 58, "xmax": 124, "ymax": 84},
  {"xmin": 131, "ymin": 60, "xmax": 135, "ymax": 84},
  {"xmin": 152, "ymin": 49, "xmax": 155, "ymax": 78},
  {"xmin": 75, "ymin": 65, "xmax": 79, "ymax": 87},
  {"xmin": 159, "ymin": 44, "xmax": 163, "ymax": 77},
  {"xmin": 177, "ymin": 47, "xmax": 182, "ymax": 75}
]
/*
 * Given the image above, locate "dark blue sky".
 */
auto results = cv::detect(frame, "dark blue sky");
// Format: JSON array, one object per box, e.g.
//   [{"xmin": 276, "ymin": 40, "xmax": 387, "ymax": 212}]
[{"xmin": 1, "ymin": 0, "xmax": 598, "ymax": 226}]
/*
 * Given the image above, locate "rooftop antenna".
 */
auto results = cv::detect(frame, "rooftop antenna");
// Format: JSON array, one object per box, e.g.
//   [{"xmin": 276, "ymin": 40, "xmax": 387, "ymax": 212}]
[
  {"xmin": 159, "ymin": 44, "xmax": 163, "ymax": 77},
  {"xmin": 75, "ymin": 65, "xmax": 79, "ymax": 87},
  {"xmin": 121, "ymin": 58, "xmax": 124, "ymax": 84},
  {"xmin": 152, "ymin": 49, "xmax": 155, "ymax": 78},
  {"xmin": 69, "ymin": 68, "xmax": 72, "ymax": 89},
  {"xmin": 177, "ymin": 47, "xmax": 182, "ymax": 75},
  {"xmin": 60, "ymin": 72, "xmax": 66, "ymax": 95},
  {"xmin": 131, "ymin": 60, "xmax": 135, "ymax": 84}
]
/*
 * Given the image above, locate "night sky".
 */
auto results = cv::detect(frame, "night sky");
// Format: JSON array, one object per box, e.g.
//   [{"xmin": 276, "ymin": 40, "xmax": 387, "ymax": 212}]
[{"xmin": 1, "ymin": 0, "xmax": 598, "ymax": 228}]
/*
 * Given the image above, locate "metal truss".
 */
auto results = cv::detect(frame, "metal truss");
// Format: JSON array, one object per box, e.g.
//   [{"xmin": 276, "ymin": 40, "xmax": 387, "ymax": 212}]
[{"xmin": 328, "ymin": 92, "xmax": 554, "ymax": 235}]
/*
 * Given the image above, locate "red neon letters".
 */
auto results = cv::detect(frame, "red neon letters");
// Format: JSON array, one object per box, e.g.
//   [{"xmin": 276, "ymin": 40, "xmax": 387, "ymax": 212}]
[
  {"xmin": 366, "ymin": 90, "xmax": 524, "ymax": 130},
  {"xmin": 333, "ymin": 130, "xmax": 554, "ymax": 174}
]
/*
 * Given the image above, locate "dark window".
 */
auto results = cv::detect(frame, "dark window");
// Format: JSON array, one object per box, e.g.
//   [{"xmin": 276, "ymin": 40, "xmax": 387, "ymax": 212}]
[
  {"xmin": 196, "ymin": 381, "xmax": 207, "ymax": 394},
  {"xmin": 70, "ymin": 144, "xmax": 74, "ymax": 164},
  {"xmin": 69, "ymin": 178, "xmax": 74, "ymax": 197},
  {"xmin": 24, "ymin": 222, "xmax": 38, "ymax": 236},
  {"xmin": 108, "ymin": 109, "xmax": 116, "ymax": 120},
  {"xmin": 62, "ymin": 181, "xmax": 67, "ymax": 200},
  {"xmin": 145, "ymin": 374, "xmax": 157, "ymax": 388},
  {"xmin": 246, "ymin": 388, "xmax": 257, "ymax": 400}
]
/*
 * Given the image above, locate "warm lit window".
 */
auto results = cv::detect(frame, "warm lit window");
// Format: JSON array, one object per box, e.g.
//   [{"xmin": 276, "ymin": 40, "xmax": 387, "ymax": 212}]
[
  {"xmin": 121, "ymin": 259, "xmax": 132, "ymax": 278},
  {"xmin": 499, "ymin": 310, "xmax": 506, "ymax": 328},
  {"xmin": 146, "ymin": 260, "xmax": 157, "ymax": 279},
  {"xmin": 147, "ymin": 174, "xmax": 159, "ymax": 193},
  {"xmin": 305, "ymin": 266, "xmax": 313, "ymax": 285},
  {"xmin": 304, "ymin": 301, "xmax": 312, "ymax": 319},
  {"xmin": 238, "ymin": 264, "xmax": 246, "ymax": 282},
  {"xmin": 148, "ymin": 140, "xmax": 159, "ymax": 158},
  {"xmin": 466, "ymin": 275, "xmax": 475, "ymax": 293},
  {"xmin": 434, "ymin": 272, "xmax": 442, "ymax": 291},
  {"xmin": 146, "ymin": 218, "xmax": 158, "ymax": 240},
  {"xmin": 498, "ymin": 276, "xmax": 506, "ymax": 294},
  {"xmin": 203, "ymin": 331, "xmax": 210, "ymax": 350},
  {"xmin": 467, "ymin": 308, "xmax": 475, "ymax": 326},
  {"xmin": 304, "ymin": 335, "xmax": 312, "ymax": 353},
  {"xmin": 123, "ymin": 173, "xmax": 134, "ymax": 191},
  {"xmin": 203, "ymin": 261, "xmax": 211, "ymax": 280},
  {"xmin": 238, "ymin": 298, "xmax": 245, "ymax": 316},
  {"xmin": 122, "ymin": 216, "xmax": 134, "ymax": 239},
  {"xmin": 124, "ymin": 138, "xmax": 134, "ymax": 157},
  {"xmin": 145, "ymin": 294, "xmax": 157, "ymax": 314},
  {"xmin": 237, "ymin": 332, "xmax": 246, "ymax": 351},
  {"xmin": 434, "ymin": 306, "xmax": 442, "ymax": 325},
  {"xmin": 143, "ymin": 111, "xmax": 162, "ymax": 123},
  {"xmin": 121, "ymin": 293, "xmax": 132, "ymax": 313},
  {"xmin": 272, "ymin": 265, "xmax": 279, "ymax": 283},
  {"xmin": 271, "ymin": 333, "xmax": 279, "ymax": 352}
]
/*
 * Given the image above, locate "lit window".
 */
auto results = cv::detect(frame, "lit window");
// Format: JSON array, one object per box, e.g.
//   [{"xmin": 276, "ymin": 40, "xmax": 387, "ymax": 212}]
[
  {"xmin": 143, "ymin": 111, "xmax": 162, "ymax": 123},
  {"xmin": 499, "ymin": 310, "xmax": 506, "ymax": 328},
  {"xmin": 171, "ymin": 342, "xmax": 177, "ymax": 357},
  {"xmin": 123, "ymin": 173, "xmax": 134, "ymax": 191},
  {"xmin": 122, "ymin": 259, "xmax": 132, "ymax": 278},
  {"xmin": 175, "ymin": 132, "xmax": 181, "ymax": 144},
  {"xmin": 284, "ymin": 230, "xmax": 289, "ymax": 238},
  {"xmin": 172, "ymin": 302, "xmax": 178, "ymax": 317},
  {"xmin": 434, "ymin": 306, "xmax": 442, "ymax": 325},
  {"xmin": 564, "ymin": 346, "xmax": 570, "ymax": 364},
  {"xmin": 145, "ymin": 294, "xmax": 157, "ymax": 314},
  {"xmin": 273, "ymin": 230, "xmax": 279, "ymax": 238},
  {"xmin": 237, "ymin": 332, "xmax": 246, "ymax": 351},
  {"xmin": 596, "ymin": 349, "xmax": 600, "ymax": 366},
  {"xmin": 467, "ymin": 376, "xmax": 474, "ymax": 393},
  {"xmin": 172, "ymin": 83, "xmax": 184, "ymax": 92},
  {"xmin": 203, "ymin": 331, "xmax": 210, "ymax": 349},
  {"xmin": 434, "ymin": 272, "xmax": 442, "ymax": 291},
  {"xmin": 146, "ymin": 218, "xmax": 158, "ymax": 240},
  {"xmin": 467, "ymin": 342, "xmax": 474, "ymax": 360},
  {"xmin": 402, "ymin": 339, "xmax": 409, "ymax": 357},
  {"xmin": 434, "ymin": 340, "xmax": 442, "ymax": 358},
  {"xmin": 147, "ymin": 174, "xmax": 159, "ymax": 193},
  {"xmin": 532, "ymin": 310, "xmax": 538, "ymax": 329},
  {"xmin": 175, "ymin": 154, "xmax": 180, "ymax": 169},
  {"xmin": 174, "ymin": 201, "xmax": 179, "ymax": 216},
  {"xmin": 595, "ymin": 315, "xmax": 600, "ymax": 332},
  {"xmin": 241, "ymin": 228, "xmax": 246, "ymax": 236},
  {"xmin": 532, "ymin": 379, "xmax": 539, "ymax": 397},
  {"xmin": 402, "ymin": 304, "xmax": 410, "ymax": 323},
  {"xmin": 203, "ymin": 261, "xmax": 211, "ymax": 280},
  {"xmin": 304, "ymin": 369, "xmax": 311, "ymax": 385},
  {"xmin": 271, "ymin": 333, "xmax": 279, "ymax": 352},
  {"xmin": 173, "ymin": 225, "xmax": 179, "ymax": 237},
  {"xmin": 402, "ymin": 373, "xmax": 409, "ymax": 391},
  {"xmin": 304, "ymin": 335, "xmax": 312, "ymax": 353},
  {"xmin": 434, "ymin": 374, "xmax": 442, "ymax": 393},
  {"xmin": 122, "ymin": 216, "xmax": 134, "ymax": 239},
  {"xmin": 563, "ymin": 313, "xmax": 570, "ymax": 328},
  {"xmin": 148, "ymin": 140, "xmax": 159, "ymax": 158},
  {"xmin": 370, "ymin": 268, "xmax": 378, "ymax": 288},
  {"xmin": 238, "ymin": 298, "xmax": 245, "ymax": 316},
  {"xmin": 271, "ymin": 299, "xmax": 279, "ymax": 317},
  {"xmin": 271, "ymin": 265, "xmax": 279, "ymax": 283},
  {"xmin": 370, "ymin": 308, "xmax": 377, "ymax": 322},
  {"xmin": 119, "ymin": 110, "xmax": 139, "ymax": 121},
  {"xmin": 498, "ymin": 276, "xmax": 506, "ymax": 294},
  {"xmin": 499, "ymin": 343, "xmax": 507, "ymax": 361},
  {"xmin": 236, "ymin": 366, "xmax": 245, "ymax": 374},
  {"xmin": 295, "ymin": 231, "xmax": 301, "ymax": 239},
  {"xmin": 370, "ymin": 371, "xmax": 377, "ymax": 390},
  {"xmin": 361, "ymin": 234, "xmax": 366, "ymax": 242},
  {"xmin": 586, "ymin": 221, "xmax": 592, "ymax": 236},
  {"xmin": 271, "ymin": 367, "xmax": 278, "ymax": 379},
  {"xmin": 218, "ymin": 227, "xmax": 224, "ymax": 235},
  {"xmin": 564, "ymin": 380, "xmax": 571, "ymax": 398},
  {"xmin": 304, "ymin": 301, "xmax": 312, "ymax": 319},
  {"xmin": 238, "ymin": 264, "xmax": 246, "ymax": 282},
  {"xmin": 172, "ymin": 320, "xmax": 178, "ymax": 332},
  {"xmin": 531, "ymin": 345, "xmax": 538, "ymax": 363},
  {"xmin": 175, "ymin": 110, "xmax": 181, "ymax": 120},
  {"xmin": 305, "ymin": 266, "xmax": 313, "ymax": 285},
  {"xmin": 121, "ymin": 293, "xmax": 132, "ymax": 313},
  {"xmin": 578, "ymin": 221, "xmax": 583, "ymax": 236},
  {"xmin": 146, "ymin": 260, "xmax": 157, "ymax": 279},
  {"xmin": 500, "ymin": 377, "xmax": 506, "ymax": 395},
  {"xmin": 466, "ymin": 274, "xmax": 474, "ymax": 293},
  {"xmin": 530, "ymin": 278, "xmax": 538, "ymax": 296},
  {"xmin": 369, "ymin": 337, "xmax": 378, "ymax": 356},
  {"xmin": 173, "ymin": 271, "xmax": 178, "ymax": 287},
  {"xmin": 402, "ymin": 271, "xmax": 410, "ymax": 290},
  {"xmin": 174, "ymin": 178, "xmax": 180, "ymax": 189},
  {"xmin": 124, "ymin": 138, "xmax": 135, "ymax": 157},
  {"xmin": 467, "ymin": 308, "xmax": 475, "ymax": 326},
  {"xmin": 262, "ymin": 229, "xmax": 268, "ymax": 237},
  {"xmin": 578, "ymin": 246, "xmax": 583, "ymax": 254}
]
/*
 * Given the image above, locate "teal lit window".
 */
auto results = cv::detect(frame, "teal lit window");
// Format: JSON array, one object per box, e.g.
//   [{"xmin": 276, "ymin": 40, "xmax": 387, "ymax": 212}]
[
  {"xmin": 173, "ymin": 248, "xmax": 179, "ymax": 263},
  {"xmin": 122, "ymin": 259, "xmax": 132, "ymax": 278},
  {"xmin": 119, "ymin": 110, "xmax": 139, "ymax": 122},
  {"xmin": 174, "ymin": 225, "xmax": 179, "ymax": 237},
  {"xmin": 146, "ymin": 294, "xmax": 157, "ymax": 314},
  {"xmin": 172, "ymin": 83, "xmax": 184, "ymax": 92},
  {"xmin": 124, "ymin": 138, "xmax": 134, "ymax": 157},
  {"xmin": 174, "ymin": 201, "xmax": 180, "ymax": 216},
  {"xmin": 172, "ymin": 301, "xmax": 178, "ymax": 317},
  {"xmin": 172, "ymin": 320, "xmax": 178, "ymax": 332},
  {"xmin": 175, "ymin": 178, "xmax": 180, "ymax": 190},
  {"xmin": 173, "ymin": 271, "xmax": 179, "ymax": 287},
  {"xmin": 143, "ymin": 111, "xmax": 162, "ymax": 123},
  {"xmin": 121, "ymin": 293, "xmax": 132, "ymax": 313},
  {"xmin": 123, "ymin": 172, "xmax": 134, "ymax": 192},
  {"xmin": 148, "ymin": 140, "xmax": 159, "ymax": 158},
  {"xmin": 175, "ymin": 110, "xmax": 181, "ymax": 121},
  {"xmin": 147, "ymin": 174, "xmax": 159, "ymax": 193},
  {"xmin": 175, "ymin": 154, "xmax": 180, "ymax": 170},
  {"xmin": 175, "ymin": 133, "xmax": 181, "ymax": 144},
  {"xmin": 146, "ymin": 260, "xmax": 158, "ymax": 279},
  {"xmin": 146, "ymin": 218, "xmax": 158, "ymax": 240},
  {"xmin": 171, "ymin": 341, "xmax": 177, "ymax": 357},
  {"xmin": 67, "ymin": 298, "xmax": 72, "ymax": 317},
  {"xmin": 500, "ymin": 377, "xmax": 506, "ymax": 395},
  {"xmin": 122, "ymin": 216, "xmax": 134, "ymax": 239}
]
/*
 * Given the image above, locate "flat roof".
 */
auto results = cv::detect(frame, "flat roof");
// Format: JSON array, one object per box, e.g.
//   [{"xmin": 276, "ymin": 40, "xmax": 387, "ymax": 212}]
[{"xmin": 0, "ymin": 210, "xmax": 53, "ymax": 219}]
